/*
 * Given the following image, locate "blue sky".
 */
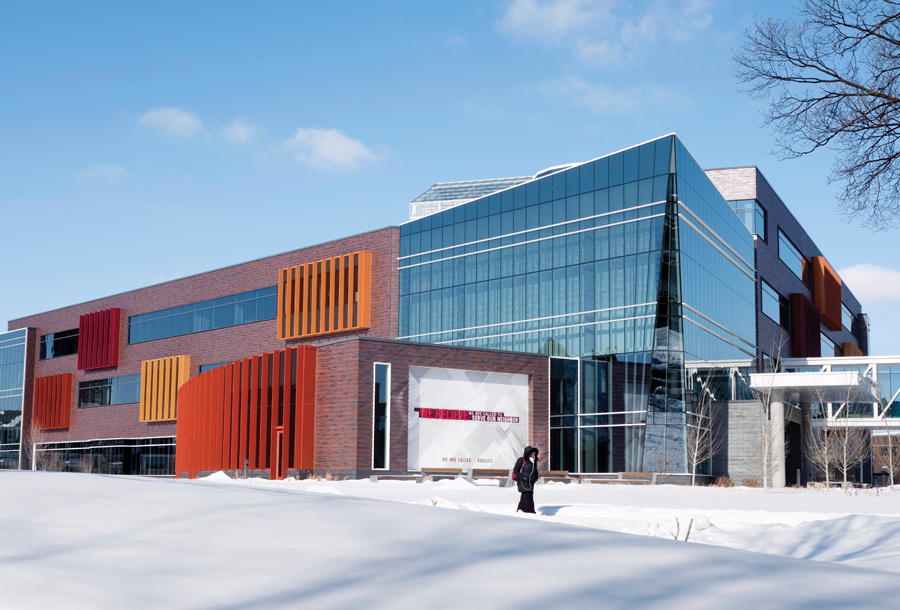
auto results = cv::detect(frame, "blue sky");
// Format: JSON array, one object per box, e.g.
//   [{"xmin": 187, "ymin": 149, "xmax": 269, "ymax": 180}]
[{"xmin": 2, "ymin": 1, "xmax": 899, "ymax": 354}]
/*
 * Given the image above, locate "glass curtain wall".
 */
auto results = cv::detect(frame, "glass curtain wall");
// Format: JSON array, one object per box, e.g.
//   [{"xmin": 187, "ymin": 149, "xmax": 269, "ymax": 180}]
[
  {"xmin": 399, "ymin": 136, "xmax": 756, "ymax": 474},
  {"xmin": 0, "ymin": 329, "xmax": 27, "ymax": 469},
  {"xmin": 672, "ymin": 138, "xmax": 757, "ymax": 474}
]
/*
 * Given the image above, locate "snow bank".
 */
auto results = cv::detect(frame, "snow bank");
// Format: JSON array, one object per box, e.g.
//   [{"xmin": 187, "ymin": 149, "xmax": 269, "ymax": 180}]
[{"xmin": 3, "ymin": 471, "xmax": 900, "ymax": 609}]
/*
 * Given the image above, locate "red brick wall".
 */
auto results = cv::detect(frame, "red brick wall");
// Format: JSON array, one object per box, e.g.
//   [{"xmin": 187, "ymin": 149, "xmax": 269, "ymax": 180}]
[
  {"xmin": 314, "ymin": 337, "xmax": 549, "ymax": 474},
  {"xmin": 9, "ymin": 227, "xmax": 399, "ymax": 444}
]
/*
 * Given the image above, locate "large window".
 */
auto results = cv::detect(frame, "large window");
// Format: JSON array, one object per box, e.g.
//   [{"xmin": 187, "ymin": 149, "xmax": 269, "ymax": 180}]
[
  {"xmin": 761, "ymin": 280, "xmax": 790, "ymax": 328},
  {"xmin": 33, "ymin": 437, "xmax": 175, "ymax": 475},
  {"xmin": 778, "ymin": 230, "xmax": 809, "ymax": 286},
  {"xmin": 842, "ymin": 303, "xmax": 858, "ymax": 338},
  {"xmin": 128, "ymin": 287, "xmax": 277, "ymax": 344},
  {"xmin": 39, "ymin": 328, "xmax": 78, "ymax": 360},
  {"xmin": 729, "ymin": 199, "xmax": 766, "ymax": 240},
  {"xmin": 372, "ymin": 363, "xmax": 390, "ymax": 469},
  {"xmin": 821, "ymin": 333, "xmax": 840, "ymax": 357},
  {"xmin": 198, "ymin": 362, "xmax": 230, "ymax": 374},
  {"xmin": 0, "ymin": 329, "xmax": 27, "ymax": 469},
  {"xmin": 78, "ymin": 374, "xmax": 141, "ymax": 408}
]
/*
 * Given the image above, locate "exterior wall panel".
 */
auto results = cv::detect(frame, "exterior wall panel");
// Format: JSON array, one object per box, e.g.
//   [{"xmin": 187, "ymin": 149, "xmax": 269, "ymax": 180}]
[
  {"xmin": 791, "ymin": 293, "xmax": 821, "ymax": 358},
  {"xmin": 78, "ymin": 308, "xmax": 121, "ymax": 371},
  {"xmin": 314, "ymin": 337, "xmax": 549, "ymax": 476},
  {"xmin": 176, "ymin": 345, "xmax": 316, "ymax": 479},
  {"xmin": 33, "ymin": 373, "xmax": 72, "ymax": 430},
  {"xmin": 277, "ymin": 251, "xmax": 373, "ymax": 340},
  {"xmin": 140, "ymin": 355, "xmax": 190, "ymax": 422},
  {"xmin": 811, "ymin": 256, "xmax": 842, "ymax": 332}
]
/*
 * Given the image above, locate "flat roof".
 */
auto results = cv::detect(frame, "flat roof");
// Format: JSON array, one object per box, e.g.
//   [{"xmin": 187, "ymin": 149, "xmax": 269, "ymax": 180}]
[{"xmin": 8, "ymin": 225, "xmax": 399, "ymax": 325}]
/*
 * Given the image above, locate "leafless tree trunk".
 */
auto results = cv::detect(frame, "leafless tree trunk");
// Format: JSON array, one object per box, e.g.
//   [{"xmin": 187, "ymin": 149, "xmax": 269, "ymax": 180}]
[
  {"xmin": 686, "ymin": 370, "xmax": 725, "ymax": 486},
  {"xmin": 734, "ymin": 0, "xmax": 900, "ymax": 230}
]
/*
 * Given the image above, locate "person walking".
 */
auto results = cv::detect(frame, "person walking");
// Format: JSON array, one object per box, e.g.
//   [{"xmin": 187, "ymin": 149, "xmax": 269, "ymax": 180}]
[{"xmin": 514, "ymin": 445, "xmax": 540, "ymax": 514}]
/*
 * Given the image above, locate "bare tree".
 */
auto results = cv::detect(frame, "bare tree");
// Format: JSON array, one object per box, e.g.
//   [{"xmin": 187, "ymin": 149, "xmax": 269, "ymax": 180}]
[
  {"xmin": 22, "ymin": 425, "xmax": 46, "ymax": 471},
  {"xmin": 749, "ymin": 337, "xmax": 792, "ymax": 491},
  {"xmin": 804, "ymin": 412, "xmax": 835, "ymax": 487},
  {"xmin": 36, "ymin": 450, "xmax": 63, "ymax": 472},
  {"xmin": 878, "ymin": 402, "xmax": 897, "ymax": 487},
  {"xmin": 831, "ymin": 406, "xmax": 872, "ymax": 486},
  {"xmin": 734, "ymin": 0, "xmax": 900, "ymax": 229},
  {"xmin": 804, "ymin": 383, "xmax": 835, "ymax": 487},
  {"xmin": 75, "ymin": 455, "xmax": 94, "ymax": 474},
  {"xmin": 686, "ymin": 370, "xmax": 725, "ymax": 487}
]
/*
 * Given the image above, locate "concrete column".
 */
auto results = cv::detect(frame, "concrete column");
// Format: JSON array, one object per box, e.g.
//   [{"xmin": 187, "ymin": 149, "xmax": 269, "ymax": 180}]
[{"xmin": 771, "ymin": 389, "xmax": 786, "ymax": 488}]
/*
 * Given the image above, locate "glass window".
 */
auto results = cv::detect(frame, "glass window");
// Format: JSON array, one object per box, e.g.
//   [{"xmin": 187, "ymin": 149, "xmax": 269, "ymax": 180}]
[
  {"xmin": 373, "ymin": 363, "xmax": 390, "ymax": 469},
  {"xmin": 778, "ymin": 230, "xmax": 809, "ymax": 285},
  {"xmin": 761, "ymin": 280, "xmax": 789, "ymax": 329},
  {"xmin": 39, "ymin": 328, "xmax": 79, "ymax": 360},
  {"xmin": 729, "ymin": 199, "xmax": 766, "ymax": 241},
  {"xmin": 0, "ymin": 329, "xmax": 28, "ymax": 463},
  {"xmin": 78, "ymin": 374, "xmax": 141, "ymax": 408},
  {"xmin": 842, "ymin": 303, "xmax": 858, "ymax": 338},
  {"xmin": 821, "ymin": 333, "xmax": 839, "ymax": 357},
  {"xmin": 128, "ymin": 287, "xmax": 277, "ymax": 344},
  {"xmin": 199, "ymin": 362, "xmax": 230, "ymax": 374}
]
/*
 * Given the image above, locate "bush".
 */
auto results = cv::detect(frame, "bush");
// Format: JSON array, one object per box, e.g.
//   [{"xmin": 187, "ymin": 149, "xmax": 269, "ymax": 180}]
[
  {"xmin": 709, "ymin": 476, "xmax": 734, "ymax": 488},
  {"xmin": 741, "ymin": 477, "xmax": 761, "ymax": 488}
]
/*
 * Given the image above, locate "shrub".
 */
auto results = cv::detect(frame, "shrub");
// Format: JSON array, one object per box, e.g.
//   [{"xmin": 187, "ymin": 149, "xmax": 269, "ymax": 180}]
[
  {"xmin": 741, "ymin": 477, "xmax": 761, "ymax": 488},
  {"xmin": 709, "ymin": 475, "xmax": 734, "ymax": 488}
]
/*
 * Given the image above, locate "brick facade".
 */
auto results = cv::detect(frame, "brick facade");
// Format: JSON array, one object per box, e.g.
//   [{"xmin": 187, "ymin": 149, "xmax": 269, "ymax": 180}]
[
  {"xmin": 8, "ymin": 227, "xmax": 400, "ymax": 444},
  {"xmin": 705, "ymin": 167, "xmax": 865, "ymax": 364},
  {"xmin": 314, "ymin": 337, "xmax": 550, "ymax": 477}
]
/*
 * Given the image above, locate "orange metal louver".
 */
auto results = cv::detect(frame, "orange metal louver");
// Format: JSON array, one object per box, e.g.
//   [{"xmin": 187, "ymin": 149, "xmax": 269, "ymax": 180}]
[
  {"xmin": 811, "ymin": 256, "xmax": 842, "ymax": 332},
  {"xmin": 33, "ymin": 373, "xmax": 72, "ymax": 430},
  {"xmin": 276, "ymin": 251, "xmax": 372, "ymax": 340},
  {"xmin": 140, "ymin": 355, "xmax": 191, "ymax": 422}
]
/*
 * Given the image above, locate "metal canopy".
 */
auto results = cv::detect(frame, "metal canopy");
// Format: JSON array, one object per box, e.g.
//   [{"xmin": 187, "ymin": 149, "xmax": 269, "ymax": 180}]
[{"xmin": 749, "ymin": 371, "xmax": 881, "ymax": 403}]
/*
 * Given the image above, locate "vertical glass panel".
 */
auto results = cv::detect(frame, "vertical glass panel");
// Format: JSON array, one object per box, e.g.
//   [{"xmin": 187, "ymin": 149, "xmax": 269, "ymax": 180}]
[
  {"xmin": 373, "ymin": 364, "xmax": 390, "ymax": 469},
  {"xmin": 639, "ymin": 142, "xmax": 655, "ymax": 180},
  {"xmin": 595, "ymin": 156, "xmax": 609, "ymax": 190},
  {"xmin": 609, "ymin": 153, "xmax": 624, "ymax": 186},
  {"xmin": 623, "ymin": 147, "xmax": 639, "ymax": 183},
  {"xmin": 654, "ymin": 136, "xmax": 671, "ymax": 176},
  {"xmin": 580, "ymin": 162, "xmax": 594, "ymax": 193}
]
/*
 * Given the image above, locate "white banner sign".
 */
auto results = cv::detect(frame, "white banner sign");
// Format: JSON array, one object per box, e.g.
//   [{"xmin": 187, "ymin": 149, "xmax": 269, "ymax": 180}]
[{"xmin": 407, "ymin": 366, "xmax": 529, "ymax": 471}]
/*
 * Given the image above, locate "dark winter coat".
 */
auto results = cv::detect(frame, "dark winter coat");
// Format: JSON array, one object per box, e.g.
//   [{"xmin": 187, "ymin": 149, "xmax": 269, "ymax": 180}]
[{"xmin": 513, "ymin": 445, "xmax": 540, "ymax": 493}]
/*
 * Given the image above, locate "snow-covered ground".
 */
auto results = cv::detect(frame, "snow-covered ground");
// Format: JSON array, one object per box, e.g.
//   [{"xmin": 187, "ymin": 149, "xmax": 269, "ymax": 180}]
[{"xmin": 3, "ymin": 471, "xmax": 900, "ymax": 609}]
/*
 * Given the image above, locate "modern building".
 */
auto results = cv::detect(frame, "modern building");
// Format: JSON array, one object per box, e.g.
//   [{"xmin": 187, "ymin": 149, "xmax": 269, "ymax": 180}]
[{"xmin": 1, "ymin": 134, "xmax": 877, "ymax": 485}]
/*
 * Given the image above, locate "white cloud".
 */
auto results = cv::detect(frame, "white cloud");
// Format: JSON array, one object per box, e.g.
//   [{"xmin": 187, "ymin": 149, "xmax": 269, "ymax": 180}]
[
  {"xmin": 839, "ymin": 264, "xmax": 900, "ymax": 305},
  {"xmin": 77, "ymin": 163, "xmax": 129, "ymax": 181},
  {"xmin": 449, "ymin": 33, "xmax": 467, "ymax": 46},
  {"xmin": 220, "ymin": 119, "xmax": 258, "ymax": 144},
  {"xmin": 498, "ymin": 0, "xmax": 713, "ymax": 65},
  {"xmin": 137, "ymin": 107, "xmax": 203, "ymax": 139},
  {"xmin": 540, "ymin": 76, "xmax": 689, "ymax": 114},
  {"xmin": 282, "ymin": 128, "xmax": 375, "ymax": 170}
]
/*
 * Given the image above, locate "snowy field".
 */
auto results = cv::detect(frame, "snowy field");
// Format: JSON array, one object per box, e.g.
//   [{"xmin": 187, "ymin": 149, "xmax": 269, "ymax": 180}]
[{"xmin": 3, "ymin": 471, "xmax": 900, "ymax": 609}]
